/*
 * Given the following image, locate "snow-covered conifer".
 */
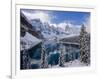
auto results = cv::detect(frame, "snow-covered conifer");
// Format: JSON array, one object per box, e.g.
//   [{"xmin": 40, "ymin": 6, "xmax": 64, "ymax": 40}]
[
  {"xmin": 79, "ymin": 24, "xmax": 90, "ymax": 65},
  {"xmin": 59, "ymin": 43, "xmax": 65, "ymax": 67},
  {"xmin": 40, "ymin": 45, "xmax": 48, "ymax": 68}
]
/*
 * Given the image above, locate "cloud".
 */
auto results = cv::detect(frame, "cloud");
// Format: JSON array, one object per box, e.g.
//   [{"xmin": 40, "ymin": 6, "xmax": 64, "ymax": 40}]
[{"xmin": 22, "ymin": 10, "xmax": 54, "ymax": 23}]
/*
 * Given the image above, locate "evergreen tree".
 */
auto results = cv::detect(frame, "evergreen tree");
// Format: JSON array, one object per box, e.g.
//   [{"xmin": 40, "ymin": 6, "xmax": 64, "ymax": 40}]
[
  {"xmin": 68, "ymin": 45, "xmax": 73, "ymax": 61},
  {"xmin": 79, "ymin": 24, "xmax": 90, "ymax": 65},
  {"xmin": 59, "ymin": 43, "xmax": 65, "ymax": 67},
  {"xmin": 40, "ymin": 45, "xmax": 48, "ymax": 68},
  {"xmin": 21, "ymin": 44, "xmax": 31, "ymax": 69}
]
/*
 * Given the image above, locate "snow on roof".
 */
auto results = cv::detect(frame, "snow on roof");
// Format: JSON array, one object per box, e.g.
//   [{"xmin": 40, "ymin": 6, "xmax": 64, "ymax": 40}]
[{"xmin": 21, "ymin": 32, "xmax": 42, "ymax": 51}]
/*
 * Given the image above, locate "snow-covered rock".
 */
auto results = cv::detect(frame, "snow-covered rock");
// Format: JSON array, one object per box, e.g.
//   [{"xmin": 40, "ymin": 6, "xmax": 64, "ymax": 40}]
[
  {"xmin": 30, "ymin": 18, "xmax": 80, "ymax": 40},
  {"xmin": 20, "ymin": 32, "xmax": 42, "ymax": 51}
]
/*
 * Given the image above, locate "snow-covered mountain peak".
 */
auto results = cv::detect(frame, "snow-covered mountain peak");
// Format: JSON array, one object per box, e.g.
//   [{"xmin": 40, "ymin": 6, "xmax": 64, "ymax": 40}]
[{"xmin": 30, "ymin": 18, "xmax": 80, "ymax": 39}]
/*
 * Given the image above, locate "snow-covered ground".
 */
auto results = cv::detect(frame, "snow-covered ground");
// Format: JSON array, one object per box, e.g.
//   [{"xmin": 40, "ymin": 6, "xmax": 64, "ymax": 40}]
[
  {"xmin": 49, "ymin": 59, "xmax": 87, "ymax": 68},
  {"xmin": 64, "ymin": 59, "xmax": 87, "ymax": 67},
  {"xmin": 58, "ymin": 34, "xmax": 80, "ymax": 40}
]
